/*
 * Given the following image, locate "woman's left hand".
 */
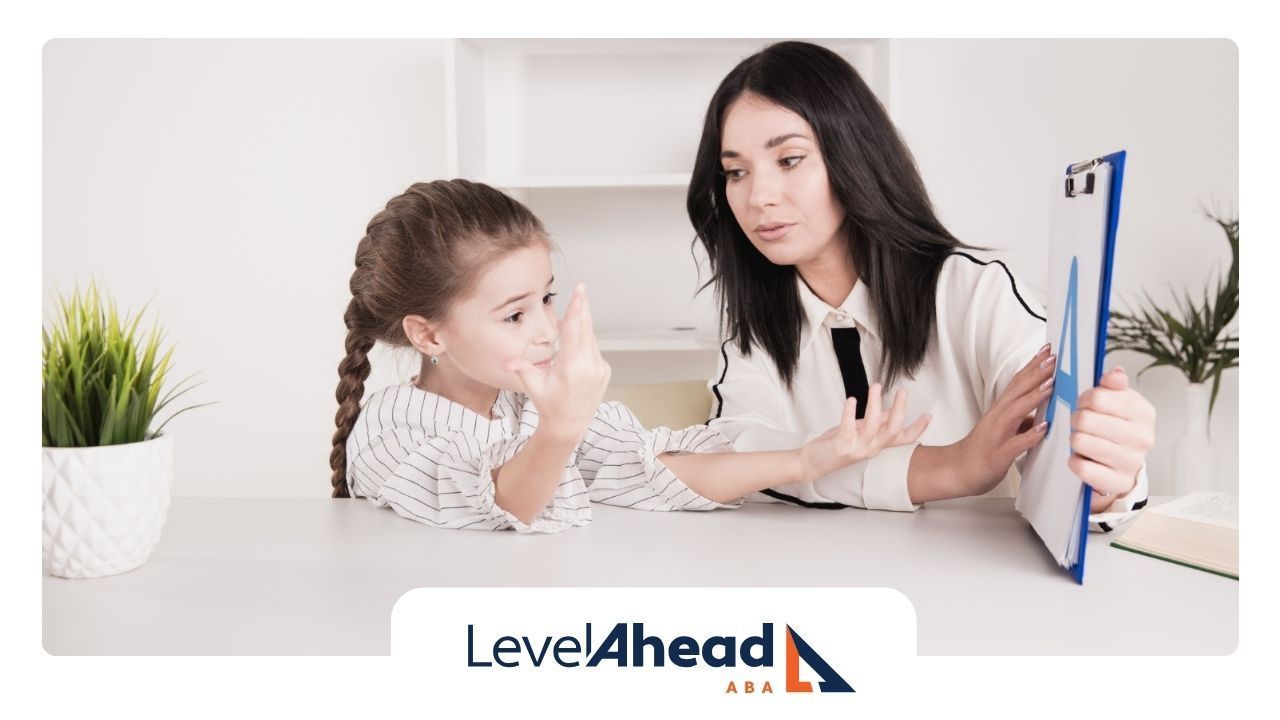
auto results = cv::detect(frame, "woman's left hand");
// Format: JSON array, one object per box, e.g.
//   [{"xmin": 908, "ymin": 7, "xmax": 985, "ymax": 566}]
[{"xmin": 1068, "ymin": 367, "xmax": 1157, "ymax": 513}]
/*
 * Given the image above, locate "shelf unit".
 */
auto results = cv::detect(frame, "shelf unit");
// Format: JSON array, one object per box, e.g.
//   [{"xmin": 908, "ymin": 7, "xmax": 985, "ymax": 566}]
[{"xmin": 443, "ymin": 39, "xmax": 896, "ymax": 383}]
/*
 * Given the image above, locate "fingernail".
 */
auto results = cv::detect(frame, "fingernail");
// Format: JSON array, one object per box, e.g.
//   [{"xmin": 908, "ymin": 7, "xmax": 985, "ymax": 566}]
[
  {"xmin": 1039, "ymin": 354, "xmax": 1056, "ymax": 369},
  {"xmin": 1036, "ymin": 421, "xmax": 1048, "ymax": 433},
  {"xmin": 1039, "ymin": 377, "xmax": 1054, "ymax": 391},
  {"xmin": 1038, "ymin": 343, "xmax": 1051, "ymax": 356},
  {"xmin": 1115, "ymin": 366, "xmax": 1126, "ymax": 374}
]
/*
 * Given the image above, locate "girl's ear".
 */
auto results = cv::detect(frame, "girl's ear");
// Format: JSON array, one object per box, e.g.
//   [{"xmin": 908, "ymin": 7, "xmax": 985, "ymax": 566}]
[{"xmin": 402, "ymin": 315, "xmax": 445, "ymax": 357}]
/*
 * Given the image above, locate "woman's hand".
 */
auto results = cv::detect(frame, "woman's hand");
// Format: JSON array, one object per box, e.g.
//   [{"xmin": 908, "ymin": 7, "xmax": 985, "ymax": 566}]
[
  {"xmin": 950, "ymin": 343, "xmax": 1056, "ymax": 496},
  {"xmin": 507, "ymin": 283, "xmax": 611, "ymax": 444},
  {"xmin": 1070, "ymin": 366, "xmax": 1156, "ymax": 512},
  {"xmin": 798, "ymin": 384, "xmax": 931, "ymax": 483}
]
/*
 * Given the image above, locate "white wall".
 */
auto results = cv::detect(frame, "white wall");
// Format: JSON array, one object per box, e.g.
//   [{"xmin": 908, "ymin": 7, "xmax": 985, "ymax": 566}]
[
  {"xmin": 893, "ymin": 39, "xmax": 1239, "ymax": 494},
  {"xmin": 43, "ymin": 39, "xmax": 1238, "ymax": 498},
  {"xmin": 43, "ymin": 40, "xmax": 452, "ymax": 497}
]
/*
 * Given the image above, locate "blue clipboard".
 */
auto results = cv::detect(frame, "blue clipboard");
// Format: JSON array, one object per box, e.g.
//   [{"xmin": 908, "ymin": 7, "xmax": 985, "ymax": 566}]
[{"xmin": 1063, "ymin": 150, "xmax": 1126, "ymax": 584}]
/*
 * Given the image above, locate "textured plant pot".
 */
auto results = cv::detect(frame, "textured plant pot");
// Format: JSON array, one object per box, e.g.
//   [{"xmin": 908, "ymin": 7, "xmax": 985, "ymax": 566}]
[{"xmin": 42, "ymin": 434, "xmax": 173, "ymax": 579}]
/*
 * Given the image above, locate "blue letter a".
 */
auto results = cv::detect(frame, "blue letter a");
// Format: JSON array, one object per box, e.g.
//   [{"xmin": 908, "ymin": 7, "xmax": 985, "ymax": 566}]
[{"xmin": 1046, "ymin": 257, "xmax": 1080, "ymax": 427}]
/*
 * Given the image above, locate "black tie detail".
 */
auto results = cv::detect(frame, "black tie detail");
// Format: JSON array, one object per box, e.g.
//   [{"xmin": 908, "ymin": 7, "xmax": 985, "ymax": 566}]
[{"xmin": 831, "ymin": 326, "xmax": 870, "ymax": 418}]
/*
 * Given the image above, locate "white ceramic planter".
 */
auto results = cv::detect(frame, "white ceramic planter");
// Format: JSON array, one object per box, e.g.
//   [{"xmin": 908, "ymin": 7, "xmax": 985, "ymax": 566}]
[
  {"xmin": 42, "ymin": 434, "xmax": 173, "ymax": 579},
  {"xmin": 1172, "ymin": 382, "xmax": 1215, "ymax": 496}
]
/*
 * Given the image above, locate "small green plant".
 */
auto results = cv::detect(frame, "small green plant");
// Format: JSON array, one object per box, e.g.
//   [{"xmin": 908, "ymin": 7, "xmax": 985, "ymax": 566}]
[
  {"xmin": 1107, "ymin": 209, "xmax": 1239, "ymax": 417},
  {"xmin": 42, "ymin": 280, "xmax": 208, "ymax": 447}
]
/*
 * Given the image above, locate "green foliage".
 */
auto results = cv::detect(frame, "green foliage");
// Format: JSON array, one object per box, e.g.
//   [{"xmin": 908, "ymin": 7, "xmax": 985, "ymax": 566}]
[
  {"xmin": 42, "ymin": 281, "xmax": 209, "ymax": 447},
  {"xmin": 1107, "ymin": 210, "xmax": 1239, "ymax": 417}
]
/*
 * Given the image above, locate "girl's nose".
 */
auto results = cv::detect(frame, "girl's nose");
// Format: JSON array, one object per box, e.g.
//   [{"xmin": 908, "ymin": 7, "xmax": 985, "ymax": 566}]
[{"xmin": 534, "ymin": 305, "xmax": 559, "ymax": 344}]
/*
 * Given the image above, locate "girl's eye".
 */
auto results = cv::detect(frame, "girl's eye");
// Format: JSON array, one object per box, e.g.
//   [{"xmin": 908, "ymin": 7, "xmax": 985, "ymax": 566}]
[
  {"xmin": 504, "ymin": 311, "xmax": 524, "ymax": 324},
  {"xmin": 542, "ymin": 292, "xmax": 557, "ymax": 305}
]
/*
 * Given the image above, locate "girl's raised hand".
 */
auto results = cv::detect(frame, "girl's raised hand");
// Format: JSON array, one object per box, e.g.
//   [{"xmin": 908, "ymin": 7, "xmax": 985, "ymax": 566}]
[
  {"xmin": 507, "ymin": 283, "xmax": 611, "ymax": 443},
  {"xmin": 798, "ymin": 384, "xmax": 931, "ymax": 483}
]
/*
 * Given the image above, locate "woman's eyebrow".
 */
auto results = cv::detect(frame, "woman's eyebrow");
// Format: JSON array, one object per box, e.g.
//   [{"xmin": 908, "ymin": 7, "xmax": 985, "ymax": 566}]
[
  {"xmin": 491, "ymin": 276, "xmax": 554, "ymax": 313},
  {"xmin": 720, "ymin": 132, "xmax": 811, "ymax": 159}
]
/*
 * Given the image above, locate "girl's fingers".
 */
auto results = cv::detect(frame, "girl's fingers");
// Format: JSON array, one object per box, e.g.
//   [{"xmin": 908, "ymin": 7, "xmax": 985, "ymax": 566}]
[
  {"xmin": 577, "ymin": 284, "xmax": 599, "ymax": 355},
  {"xmin": 507, "ymin": 360, "xmax": 545, "ymax": 399},
  {"xmin": 559, "ymin": 287, "xmax": 584, "ymax": 355}
]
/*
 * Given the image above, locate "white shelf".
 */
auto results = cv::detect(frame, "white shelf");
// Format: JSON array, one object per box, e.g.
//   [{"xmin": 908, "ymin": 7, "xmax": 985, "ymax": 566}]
[
  {"xmin": 443, "ymin": 39, "xmax": 895, "ymax": 383},
  {"xmin": 480, "ymin": 173, "xmax": 690, "ymax": 190},
  {"xmin": 596, "ymin": 333, "xmax": 719, "ymax": 353},
  {"xmin": 446, "ymin": 39, "xmax": 893, "ymax": 180}
]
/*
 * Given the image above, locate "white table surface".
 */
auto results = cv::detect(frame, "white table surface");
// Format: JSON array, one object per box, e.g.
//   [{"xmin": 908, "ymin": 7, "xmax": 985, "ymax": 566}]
[{"xmin": 42, "ymin": 496, "xmax": 1238, "ymax": 655}]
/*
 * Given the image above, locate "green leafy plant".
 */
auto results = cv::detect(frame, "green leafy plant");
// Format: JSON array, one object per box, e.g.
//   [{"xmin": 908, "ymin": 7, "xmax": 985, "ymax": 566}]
[
  {"xmin": 42, "ymin": 281, "xmax": 209, "ymax": 447},
  {"xmin": 1107, "ymin": 210, "xmax": 1239, "ymax": 418}
]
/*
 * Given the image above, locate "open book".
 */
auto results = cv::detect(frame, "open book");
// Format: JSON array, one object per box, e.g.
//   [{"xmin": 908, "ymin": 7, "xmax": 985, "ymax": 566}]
[{"xmin": 1110, "ymin": 492, "xmax": 1238, "ymax": 579}]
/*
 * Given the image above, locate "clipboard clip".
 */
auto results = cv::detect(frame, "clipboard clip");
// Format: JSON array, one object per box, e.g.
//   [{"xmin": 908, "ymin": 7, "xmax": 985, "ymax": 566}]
[{"xmin": 1065, "ymin": 158, "xmax": 1103, "ymax": 198}]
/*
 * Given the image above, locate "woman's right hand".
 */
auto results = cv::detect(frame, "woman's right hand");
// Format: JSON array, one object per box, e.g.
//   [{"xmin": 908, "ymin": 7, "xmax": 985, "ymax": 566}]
[
  {"xmin": 950, "ymin": 343, "xmax": 1056, "ymax": 496},
  {"xmin": 507, "ymin": 283, "xmax": 611, "ymax": 443}
]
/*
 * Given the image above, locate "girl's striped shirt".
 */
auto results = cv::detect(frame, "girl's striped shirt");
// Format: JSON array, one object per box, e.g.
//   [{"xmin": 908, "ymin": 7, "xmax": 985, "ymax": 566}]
[{"xmin": 346, "ymin": 382, "xmax": 742, "ymax": 533}]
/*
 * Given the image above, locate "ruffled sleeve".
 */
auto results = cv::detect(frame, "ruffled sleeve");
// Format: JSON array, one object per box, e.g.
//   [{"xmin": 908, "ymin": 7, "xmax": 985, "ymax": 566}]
[
  {"xmin": 1087, "ymin": 463, "xmax": 1150, "ymax": 533},
  {"xmin": 575, "ymin": 401, "xmax": 744, "ymax": 511},
  {"xmin": 353, "ymin": 428, "xmax": 590, "ymax": 534}
]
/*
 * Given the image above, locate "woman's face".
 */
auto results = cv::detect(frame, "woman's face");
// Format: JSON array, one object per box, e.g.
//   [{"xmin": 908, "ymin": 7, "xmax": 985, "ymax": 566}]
[{"xmin": 719, "ymin": 92, "xmax": 848, "ymax": 268}]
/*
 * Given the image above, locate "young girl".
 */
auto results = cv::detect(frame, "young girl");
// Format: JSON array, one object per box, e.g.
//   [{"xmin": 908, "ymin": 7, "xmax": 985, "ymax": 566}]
[{"xmin": 329, "ymin": 180, "xmax": 930, "ymax": 533}]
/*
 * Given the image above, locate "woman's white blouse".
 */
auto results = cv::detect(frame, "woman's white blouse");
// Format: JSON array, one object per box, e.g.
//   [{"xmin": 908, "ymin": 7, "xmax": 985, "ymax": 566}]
[
  {"xmin": 707, "ymin": 252, "xmax": 1148, "ymax": 533},
  {"xmin": 346, "ymin": 384, "xmax": 741, "ymax": 533}
]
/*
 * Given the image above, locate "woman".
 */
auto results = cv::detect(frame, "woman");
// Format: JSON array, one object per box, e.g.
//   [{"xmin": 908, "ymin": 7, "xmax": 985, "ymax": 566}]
[{"xmin": 688, "ymin": 41, "xmax": 1154, "ymax": 530}]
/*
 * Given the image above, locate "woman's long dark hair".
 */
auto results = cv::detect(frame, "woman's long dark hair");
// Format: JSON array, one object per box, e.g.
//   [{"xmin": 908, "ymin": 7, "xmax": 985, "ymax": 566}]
[{"xmin": 688, "ymin": 41, "xmax": 974, "ymax": 387}]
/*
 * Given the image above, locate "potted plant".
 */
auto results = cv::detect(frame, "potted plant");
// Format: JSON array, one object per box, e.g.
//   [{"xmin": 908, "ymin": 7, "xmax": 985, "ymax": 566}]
[
  {"xmin": 42, "ymin": 281, "xmax": 207, "ymax": 579},
  {"xmin": 1107, "ymin": 210, "xmax": 1239, "ymax": 495}
]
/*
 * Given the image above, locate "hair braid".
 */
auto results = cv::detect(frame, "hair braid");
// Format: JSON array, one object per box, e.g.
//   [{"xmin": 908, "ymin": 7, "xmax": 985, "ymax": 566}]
[
  {"xmin": 330, "ymin": 180, "xmax": 549, "ymax": 498},
  {"xmin": 330, "ymin": 235, "xmax": 378, "ymax": 498}
]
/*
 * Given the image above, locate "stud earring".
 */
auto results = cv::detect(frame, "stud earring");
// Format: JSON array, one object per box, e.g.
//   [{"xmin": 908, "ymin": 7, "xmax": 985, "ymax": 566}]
[{"xmin": 430, "ymin": 354, "xmax": 439, "ymax": 366}]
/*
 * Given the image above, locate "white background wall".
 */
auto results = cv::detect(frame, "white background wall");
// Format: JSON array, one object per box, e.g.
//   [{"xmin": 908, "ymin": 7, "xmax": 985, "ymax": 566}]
[
  {"xmin": 43, "ymin": 39, "xmax": 1238, "ymax": 498},
  {"xmin": 892, "ymin": 39, "xmax": 1239, "ymax": 494}
]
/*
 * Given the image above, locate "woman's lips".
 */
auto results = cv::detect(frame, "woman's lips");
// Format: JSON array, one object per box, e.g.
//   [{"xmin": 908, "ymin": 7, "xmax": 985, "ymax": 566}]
[{"xmin": 755, "ymin": 223, "xmax": 795, "ymax": 241}]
